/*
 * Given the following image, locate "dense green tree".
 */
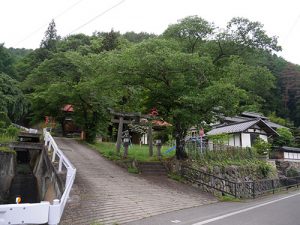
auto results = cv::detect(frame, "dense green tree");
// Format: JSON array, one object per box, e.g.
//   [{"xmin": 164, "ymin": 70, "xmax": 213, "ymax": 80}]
[
  {"xmin": 227, "ymin": 17, "xmax": 281, "ymax": 52},
  {"xmin": 122, "ymin": 31, "xmax": 156, "ymax": 43},
  {"xmin": 0, "ymin": 111, "xmax": 11, "ymax": 127},
  {"xmin": 57, "ymin": 34, "xmax": 91, "ymax": 52},
  {"xmin": 25, "ymin": 52, "xmax": 117, "ymax": 142},
  {"xmin": 163, "ymin": 16, "xmax": 214, "ymax": 53},
  {"xmin": 14, "ymin": 48, "xmax": 53, "ymax": 81},
  {"xmin": 0, "ymin": 44, "xmax": 15, "ymax": 76},
  {"xmin": 220, "ymin": 56, "xmax": 275, "ymax": 110},
  {"xmin": 94, "ymin": 29, "xmax": 120, "ymax": 51},
  {"xmin": 115, "ymin": 39, "xmax": 249, "ymax": 159},
  {"xmin": 274, "ymin": 127, "xmax": 294, "ymax": 147},
  {"xmin": 1, "ymin": 14, "xmax": 298, "ymax": 152},
  {"xmin": 8, "ymin": 48, "xmax": 32, "ymax": 61},
  {"xmin": 0, "ymin": 73, "xmax": 27, "ymax": 121},
  {"xmin": 204, "ymin": 17, "xmax": 281, "ymax": 66}
]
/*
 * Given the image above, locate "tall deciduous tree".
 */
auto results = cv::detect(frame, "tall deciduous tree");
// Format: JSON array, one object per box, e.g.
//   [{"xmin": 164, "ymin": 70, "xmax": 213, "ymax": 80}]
[
  {"xmin": 163, "ymin": 16, "xmax": 214, "ymax": 53},
  {"xmin": 227, "ymin": 17, "xmax": 281, "ymax": 52},
  {"xmin": 115, "ymin": 39, "xmax": 248, "ymax": 159},
  {"xmin": 25, "ymin": 52, "xmax": 117, "ymax": 142}
]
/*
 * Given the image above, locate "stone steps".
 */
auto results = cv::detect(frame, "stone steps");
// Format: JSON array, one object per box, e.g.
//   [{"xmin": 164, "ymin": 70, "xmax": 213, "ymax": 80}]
[{"xmin": 138, "ymin": 162, "xmax": 167, "ymax": 176}]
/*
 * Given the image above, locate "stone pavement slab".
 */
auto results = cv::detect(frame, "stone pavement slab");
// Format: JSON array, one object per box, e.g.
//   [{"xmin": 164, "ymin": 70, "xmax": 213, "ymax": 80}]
[{"xmin": 55, "ymin": 138, "xmax": 216, "ymax": 225}]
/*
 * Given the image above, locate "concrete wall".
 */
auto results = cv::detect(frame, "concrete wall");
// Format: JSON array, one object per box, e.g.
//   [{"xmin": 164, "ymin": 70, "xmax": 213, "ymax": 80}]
[
  {"xmin": 0, "ymin": 152, "xmax": 16, "ymax": 203},
  {"xmin": 241, "ymin": 133, "xmax": 251, "ymax": 148},
  {"xmin": 33, "ymin": 148, "xmax": 64, "ymax": 203}
]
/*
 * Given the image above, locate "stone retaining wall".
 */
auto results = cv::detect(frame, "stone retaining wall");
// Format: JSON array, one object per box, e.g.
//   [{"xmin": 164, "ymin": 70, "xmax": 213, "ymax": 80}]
[
  {"xmin": 0, "ymin": 152, "xmax": 16, "ymax": 203},
  {"xmin": 276, "ymin": 160, "xmax": 300, "ymax": 177},
  {"xmin": 164, "ymin": 159, "xmax": 279, "ymax": 198}
]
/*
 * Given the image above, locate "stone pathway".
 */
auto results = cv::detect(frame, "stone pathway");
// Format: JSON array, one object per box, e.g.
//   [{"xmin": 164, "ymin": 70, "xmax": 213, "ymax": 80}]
[{"xmin": 55, "ymin": 138, "xmax": 216, "ymax": 225}]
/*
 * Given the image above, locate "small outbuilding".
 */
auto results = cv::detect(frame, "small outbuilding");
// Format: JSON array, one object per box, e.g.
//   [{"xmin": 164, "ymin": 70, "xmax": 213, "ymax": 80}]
[{"xmin": 272, "ymin": 146, "xmax": 300, "ymax": 161}]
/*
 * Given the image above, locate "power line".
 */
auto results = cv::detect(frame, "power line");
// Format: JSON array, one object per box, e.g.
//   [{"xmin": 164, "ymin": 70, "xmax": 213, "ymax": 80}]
[
  {"xmin": 69, "ymin": 0, "xmax": 125, "ymax": 34},
  {"xmin": 14, "ymin": 0, "xmax": 85, "ymax": 47}
]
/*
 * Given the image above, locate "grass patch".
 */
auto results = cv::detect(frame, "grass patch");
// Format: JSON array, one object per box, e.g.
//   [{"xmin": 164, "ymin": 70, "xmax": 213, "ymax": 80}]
[
  {"xmin": 215, "ymin": 193, "xmax": 241, "ymax": 202},
  {"xmin": 189, "ymin": 148, "xmax": 277, "ymax": 179},
  {"xmin": 0, "ymin": 146, "xmax": 16, "ymax": 154},
  {"xmin": 128, "ymin": 166, "xmax": 139, "ymax": 174},
  {"xmin": 0, "ymin": 134, "xmax": 16, "ymax": 143},
  {"xmin": 89, "ymin": 142, "xmax": 175, "ymax": 162},
  {"xmin": 168, "ymin": 172, "xmax": 185, "ymax": 182}
]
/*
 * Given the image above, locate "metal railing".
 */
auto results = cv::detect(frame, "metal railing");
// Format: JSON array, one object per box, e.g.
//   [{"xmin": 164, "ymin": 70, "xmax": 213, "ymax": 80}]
[
  {"xmin": 0, "ymin": 128, "xmax": 76, "ymax": 225},
  {"xmin": 181, "ymin": 166, "xmax": 300, "ymax": 199}
]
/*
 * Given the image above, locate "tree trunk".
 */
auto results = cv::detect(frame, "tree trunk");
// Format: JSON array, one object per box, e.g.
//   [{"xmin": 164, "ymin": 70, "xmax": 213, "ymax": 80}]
[
  {"xmin": 84, "ymin": 110, "xmax": 98, "ymax": 143},
  {"xmin": 85, "ymin": 130, "xmax": 95, "ymax": 143},
  {"xmin": 174, "ymin": 123, "xmax": 188, "ymax": 160}
]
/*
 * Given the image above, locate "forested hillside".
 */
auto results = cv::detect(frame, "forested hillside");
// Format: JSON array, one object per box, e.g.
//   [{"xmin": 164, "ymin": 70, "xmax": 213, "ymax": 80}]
[{"xmin": 0, "ymin": 16, "xmax": 299, "ymax": 157}]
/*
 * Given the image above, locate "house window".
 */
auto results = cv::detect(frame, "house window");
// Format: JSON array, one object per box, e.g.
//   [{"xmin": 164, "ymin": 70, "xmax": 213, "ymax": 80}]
[{"xmin": 250, "ymin": 133, "xmax": 259, "ymax": 146}]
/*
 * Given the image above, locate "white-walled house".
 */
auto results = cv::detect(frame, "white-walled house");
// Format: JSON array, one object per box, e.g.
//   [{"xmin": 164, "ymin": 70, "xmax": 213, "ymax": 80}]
[{"xmin": 207, "ymin": 119, "xmax": 279, "ymax": 148}]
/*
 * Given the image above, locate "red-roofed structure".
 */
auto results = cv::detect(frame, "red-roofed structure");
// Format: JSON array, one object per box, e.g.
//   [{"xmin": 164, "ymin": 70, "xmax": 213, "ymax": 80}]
[{"xmin": 62, "ymin": 104, "xmax": 74, "ymax": 112}]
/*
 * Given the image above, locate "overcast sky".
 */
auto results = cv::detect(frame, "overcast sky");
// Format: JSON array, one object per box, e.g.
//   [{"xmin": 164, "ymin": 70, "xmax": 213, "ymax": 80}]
[{"xmin": 1, "ymin": 0, "xmax": 299, "ymax": 64}]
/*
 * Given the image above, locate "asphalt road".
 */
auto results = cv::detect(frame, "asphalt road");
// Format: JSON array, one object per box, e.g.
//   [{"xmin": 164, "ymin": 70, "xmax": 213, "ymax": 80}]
[{"xmin": 125, "ymin": 190, "xmax": 300, "ymax": 225}]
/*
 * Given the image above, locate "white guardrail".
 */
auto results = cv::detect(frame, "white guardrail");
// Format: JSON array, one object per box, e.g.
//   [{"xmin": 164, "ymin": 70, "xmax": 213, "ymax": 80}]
[
  {"xmin": 12, "ymin": 123, "xmax": 38, "ymax": 134},
  {"xmin": 0, "ymin": 128, "xmax": 76, "ymax": 225}
]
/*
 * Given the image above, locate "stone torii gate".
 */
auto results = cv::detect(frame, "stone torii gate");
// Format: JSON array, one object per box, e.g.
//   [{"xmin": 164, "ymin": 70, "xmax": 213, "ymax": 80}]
[
  {"xmin": 110, "ymin": 110, "xmax": 141, "ymax": 153},
  {"xmin": 110, "ymin": 110, "xmax": 155, "ymax": 155}
]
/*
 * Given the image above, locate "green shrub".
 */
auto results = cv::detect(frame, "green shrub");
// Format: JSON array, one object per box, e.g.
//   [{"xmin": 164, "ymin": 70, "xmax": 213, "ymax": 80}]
[
  {"xmin": 258, "ymin": 163, "xmax": 272, "ymax": 178},
  {"xmin": 215, "ymin": 193, "xmax": 241, "ymax": 202},
  {"xmin": 0, "ymin": 146, "xmax": 16, "ymax": 154},
  {"xmin": 0, "ymin": 112, "xmax": 11, "ymax": 128},
  {"xmin": 274, "ymin": 128, "xmax": 294, "ymax": 147},
  {"xmin": 0, "ymin": 135, "xmax": 15, "ymax": 143},
  {"xmin": 287, "ymin": 168, "xmax": 299, "ymax": 177},
  {"xmin": 253, "ymin": 138, "xmax": 271, "ymax": 155},
  {"xmin": 6, "ymin": 125, "xmax": 19, "ymax": 137},
  {"xmin": 168, "ymin": 173, "xmax": 185, "ymax": 182}
]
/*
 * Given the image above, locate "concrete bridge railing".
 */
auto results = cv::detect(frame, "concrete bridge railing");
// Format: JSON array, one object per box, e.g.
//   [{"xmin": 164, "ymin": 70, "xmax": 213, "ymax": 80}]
[{"xmin": 0, "ymin": 128, "xmax": 76, "ymax": 225}]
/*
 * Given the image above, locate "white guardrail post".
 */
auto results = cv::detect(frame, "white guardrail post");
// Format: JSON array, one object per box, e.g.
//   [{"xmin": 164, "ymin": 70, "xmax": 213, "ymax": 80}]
[
  {"xmin": 0, "ymin": 127, "xmax": 76, "ymax": 225},
  {"xmin": 0, "ymin": 202, "xmax": 50, "ymax": 225},
  {"xmin": 43, "ymin": 128, "xmax": 76, "ymax": 225}
]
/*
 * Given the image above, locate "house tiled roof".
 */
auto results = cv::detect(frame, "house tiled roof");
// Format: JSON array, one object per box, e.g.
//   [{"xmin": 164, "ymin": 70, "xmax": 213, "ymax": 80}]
[
  {"xmin": 207, "ymin": 120, "xmax": 258, "ymax": 135},
  {"xmin": 224, "ymin": 116, "xmax": 248, "ymax": 123},
  {"xmin": 265, "ymin": 121, "xmax": 285, "ymax": 129},
  {"xmin": 241, "ymin": 112, "xmax": 268, "ymax": 119},
  {"xmin": 223, "ymin": 113, "xmax": 286, "ymax": 130},
  {"xmin": 280, "ymin": 146, "xmax": 300, "ymax": 153},
  {"xmin": 207, "ymin": 119, "xmax": 278, "ymax": 136}
]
